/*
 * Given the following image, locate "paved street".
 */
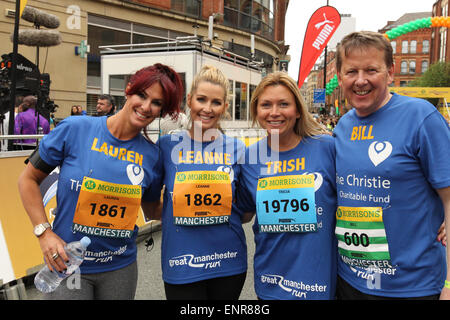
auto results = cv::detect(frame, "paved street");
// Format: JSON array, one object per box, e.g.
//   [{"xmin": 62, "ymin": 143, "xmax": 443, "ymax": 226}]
[{"xmin": 26, "ymin": 220, "xmax": 257, "ymax": 300}]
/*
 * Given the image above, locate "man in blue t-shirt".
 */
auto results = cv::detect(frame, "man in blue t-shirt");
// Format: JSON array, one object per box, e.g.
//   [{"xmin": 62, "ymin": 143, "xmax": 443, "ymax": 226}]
[{"xmin": 333, "ymin": 31, "xmax": 450, "ymax": 299}]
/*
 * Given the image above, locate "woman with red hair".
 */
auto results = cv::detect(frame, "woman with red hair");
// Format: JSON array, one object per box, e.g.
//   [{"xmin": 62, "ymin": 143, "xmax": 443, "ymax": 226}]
[{"xmin": 18, "ymin": 63, "xmax": 183, "ymax": 300}]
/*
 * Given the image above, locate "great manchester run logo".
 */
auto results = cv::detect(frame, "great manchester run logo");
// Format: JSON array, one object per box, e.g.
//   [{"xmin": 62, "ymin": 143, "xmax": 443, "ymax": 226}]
[
  {"xmin": 260, "ymin": 274, "xmax": 327, "ymax": 299},
  {"xmin": 169, "ymin": 251, "xmax": 238, "ymax": 270}
]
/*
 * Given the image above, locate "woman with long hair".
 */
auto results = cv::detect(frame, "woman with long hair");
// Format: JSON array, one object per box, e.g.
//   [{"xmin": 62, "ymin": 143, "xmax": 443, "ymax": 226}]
[
  {"xmin": 18, "ymin": 63, "xmax": 183, "ymax": 300},
  {"xmin": 151, "ymin": 65, "xmax": 248, "ymax": 300},
  {"xmin": 238, "ymin": 71, "xmax": 337, "ymax": 300}
]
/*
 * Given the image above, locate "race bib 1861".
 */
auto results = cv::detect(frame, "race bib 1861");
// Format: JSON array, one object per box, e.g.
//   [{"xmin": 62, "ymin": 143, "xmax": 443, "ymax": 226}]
[
  {"xmin": 172, "ymin": 171, "xmax": 232, "ymax": 226},
  {"xmin": 256, "ymin": 174, "xmax": 317, "ymax": 233},
  {"xmin": 73, "ymin": 177, "xmax": 141, "ymax": 239},
  {"xmin": 335, "ymin": 206, "xmax": 392, "ymax": 268}
]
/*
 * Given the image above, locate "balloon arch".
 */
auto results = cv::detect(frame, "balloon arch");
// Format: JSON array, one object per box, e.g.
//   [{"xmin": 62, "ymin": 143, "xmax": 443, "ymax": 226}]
[{"xmin": 325, "ymin": 16, "xmax": 450, "ymax": 96}]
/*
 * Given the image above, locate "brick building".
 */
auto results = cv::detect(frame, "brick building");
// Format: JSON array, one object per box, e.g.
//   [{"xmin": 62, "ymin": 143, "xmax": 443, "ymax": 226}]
[
  {"xmin": 431, "ymin": 0, "xmax": 449, "ymax": 63},
  {"xmin": 379, "ymin": 12, "xmax": 432, "ymax": 87}
]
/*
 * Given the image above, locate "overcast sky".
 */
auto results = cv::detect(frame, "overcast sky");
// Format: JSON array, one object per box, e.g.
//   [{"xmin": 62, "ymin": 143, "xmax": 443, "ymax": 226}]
[{"xmin": 284, "ymin": 0, "xmax": 437, "ymax": 80}]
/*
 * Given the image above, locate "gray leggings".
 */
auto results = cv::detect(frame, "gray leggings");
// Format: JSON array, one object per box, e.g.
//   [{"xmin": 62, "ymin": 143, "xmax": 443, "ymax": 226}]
[{"xmin": 43, "ymin": 261, "xmax": 137, "ymax": 300}]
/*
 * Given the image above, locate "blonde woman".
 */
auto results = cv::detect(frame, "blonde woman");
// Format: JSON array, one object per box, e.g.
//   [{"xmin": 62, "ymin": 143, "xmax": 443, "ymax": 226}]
[
  {"xmin": 152, "ymin": 65, "xmax": 247, "ymax": 300},
  {"xmin": 238, "ymin": 71, "xmax": 337, "ymax": 300}
]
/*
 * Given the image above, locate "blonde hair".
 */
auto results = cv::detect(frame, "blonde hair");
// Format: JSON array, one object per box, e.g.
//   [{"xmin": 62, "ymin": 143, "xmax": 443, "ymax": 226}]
[
  {"xmin": 187, "ymin": 65, "xmax": 230, "ymax": 129},
  {"xmin": 189, "ymin": 65, "xmax": 229, "ymax": 102},
  {"xmin": 250, "ymin": 71, "xmax": 327, "ymax": 138}
]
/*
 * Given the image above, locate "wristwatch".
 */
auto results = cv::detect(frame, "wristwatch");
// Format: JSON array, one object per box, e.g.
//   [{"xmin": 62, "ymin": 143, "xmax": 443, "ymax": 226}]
[{"xmin": 33, "ymin": 223, "xmax": 51, "ymax": 237}]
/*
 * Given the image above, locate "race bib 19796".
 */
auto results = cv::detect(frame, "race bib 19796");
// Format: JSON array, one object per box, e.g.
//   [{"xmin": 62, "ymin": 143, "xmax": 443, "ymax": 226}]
[{"xmin": 256, "ymin": 174, "xmax": 317, "ymax": 233}]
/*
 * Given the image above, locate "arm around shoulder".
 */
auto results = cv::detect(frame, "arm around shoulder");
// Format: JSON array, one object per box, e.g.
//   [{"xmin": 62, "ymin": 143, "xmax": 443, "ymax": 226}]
[{"xmin": 437, "ymin": 186, "xmax": 450, "ymax": 300}]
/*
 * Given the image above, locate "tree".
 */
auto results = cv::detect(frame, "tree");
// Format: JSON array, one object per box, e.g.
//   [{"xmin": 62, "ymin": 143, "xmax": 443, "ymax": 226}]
[
  {"xmin": 408, "ymin": 62, "xmax": 450, "ymax": 106},
  {"xmin": 409, "ymin": 61, "xmax": 450, "ymax": 87}
]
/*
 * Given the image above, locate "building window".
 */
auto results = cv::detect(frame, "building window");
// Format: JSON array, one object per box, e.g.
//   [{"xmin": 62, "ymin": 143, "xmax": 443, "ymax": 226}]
[
  {"xmin": 440, "ymin": 28, "xmax": 447, "ymax": 62},
  {"xmin": 410, "ymin": 40, "xmax": 417, "ymax": 54},
  {"xmin": 223, "ymin": 38, "xmax": 274, "ymax": 68},
  {"xmin": 402, "ymin": 40, "xmax": 408, "ymax": 53},
  {"xmin": 409, "ymin": 61, "xmax": 416, "ymax": 74},
  {"xmin": 224, "ymin": 0, "xmax": 274, "ymax": 40},
  {"xmin": 421, "ymin": 60, "xmax": 428, "ymax": 73},
  {"xmin": 234, "ymin": 81, "xmax": 248, "ymax": 120},
  {"xmin": 171, "ymin": 0, "xmax": 201, "ymax": 17},
  {"xmin": 422, "ymin": 40, "xmax": 429, "ymax": 53},
  {"xmin": 391, "ymin": 41, "xmax": 396, "ymax": 54},
  {"xmin": 400, "ymin": 61, "xmax": 408, "ymax": 74}
]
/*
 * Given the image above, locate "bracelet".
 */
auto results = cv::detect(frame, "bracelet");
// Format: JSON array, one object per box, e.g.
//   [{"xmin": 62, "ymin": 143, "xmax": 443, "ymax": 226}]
[{"xmin": 445, "ymin": 280, "xmax": 450, "ymax": 289}]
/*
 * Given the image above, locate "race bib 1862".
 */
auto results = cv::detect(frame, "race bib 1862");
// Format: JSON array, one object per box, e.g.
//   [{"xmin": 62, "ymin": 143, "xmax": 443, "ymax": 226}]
[
  {"xmin": 256, "ymin": 174, "xmax": 317, "ymax": 233},
  {"xmin": 172, "ymin": 171, "xmax": 232, "ymax": 226}
]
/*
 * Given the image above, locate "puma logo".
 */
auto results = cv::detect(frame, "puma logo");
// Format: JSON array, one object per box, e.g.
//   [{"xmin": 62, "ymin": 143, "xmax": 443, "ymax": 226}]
[{"xmin": 315, "ymin": 13, "xmax": 333, "ymax": 29}]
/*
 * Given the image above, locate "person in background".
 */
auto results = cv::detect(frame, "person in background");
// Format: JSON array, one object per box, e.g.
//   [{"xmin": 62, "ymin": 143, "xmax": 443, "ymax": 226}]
[
  {"xmin": 148, "ymin": 65, "xmax": 248, "ymax": 300},
  {"xmin": 333, "ymin": 31, "xmax": 450, "ymax": 300},
  {"xmin": 14, "ymin": 95, "xmax": 50, "ymax": 150},
  {"xmin": 237, "ymin": 71, "xmax": 337, "ymax": 300},
  {"xmin": 17, "ymin": 63, "xmax": 183, "ymax": 300},
  {"xmin": 71, "ymin": 105, "xmax": 82, "ymax": 116},
  {"xmin": 1, "ymin": 96, "xmax": 23, "ymax": 151},
  {"xmin": 96, "ymin": 94, "xmax": 116, "ymax": 116},
  {"xmin": 70, "ymin": 105, "xmax": 86, "ymax": 116}
]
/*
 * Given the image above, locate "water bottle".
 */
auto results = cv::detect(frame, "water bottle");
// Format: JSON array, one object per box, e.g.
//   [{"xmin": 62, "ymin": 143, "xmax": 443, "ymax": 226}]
[{"xmin": 34, "ymin": 237, "xmax": 91, "ymax": 293}]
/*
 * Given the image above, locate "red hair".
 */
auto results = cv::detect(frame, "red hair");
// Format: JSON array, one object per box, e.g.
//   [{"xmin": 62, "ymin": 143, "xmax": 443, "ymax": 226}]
[{"xmin": 125, "ymin": 63, "xmax": 183, "ymax": 119}]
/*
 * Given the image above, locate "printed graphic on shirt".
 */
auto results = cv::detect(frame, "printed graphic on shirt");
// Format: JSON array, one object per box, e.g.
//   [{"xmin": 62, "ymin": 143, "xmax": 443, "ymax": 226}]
[
  {"xmin": 177, "ymin": 150, "xmax": 233, "ymax": 165},
  {"xmin": 368, "ymin": 141, "xmax": 392, "ymax": 167},
  {"xmin": 126, "ymin": 164, "xmax": 145, "ymax": 185},
  {"xmin": 90, "ymin": 137, "xmax": 144, "ymax": 166},
  {"xmin": 84, "ymin": 245, "xmax": 128, "ymax": 264},
  {"xmin": 168, "ymin": 251, "xmax": 238, "ymax": 270},
  {"xmin": 350, "ymin": 125, "xmax": 374, "ymax": 141},
  {"xmin": 260, "ymin": 274, "xmax": 328, "ymax": 299}
]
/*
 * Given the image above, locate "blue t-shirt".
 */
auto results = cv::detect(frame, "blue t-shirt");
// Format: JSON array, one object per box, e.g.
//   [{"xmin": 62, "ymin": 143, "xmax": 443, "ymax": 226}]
[
  {"xmin": 157, "ymin": 131, "xmax": 248, "ymax": 284},
  {"xmin": 38, "ymin": 116, "xmax": 162, "ymax": 273},
  {"xmin": 334, "ymin": 93, "xmax": 450, "ymax": 297},
  {"xmin": 238, "ymin": 135, "xmax": 337, "ymax": 300}
]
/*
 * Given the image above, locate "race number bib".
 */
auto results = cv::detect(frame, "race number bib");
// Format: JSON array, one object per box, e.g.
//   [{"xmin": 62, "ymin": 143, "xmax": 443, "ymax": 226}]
[
  {"xmin": 335, "ymin": 206, "xmax": 392, "ymax": 268},
  {"xmin": 172, "ymin": 171, "xmax": 232, "ymax": 226},
  {"xmin": 73, "ymin": 177, "xmax": 141, "ymax": 239},
  {"xmin": 256, "ymin": 174, "xmax": 317, "ymax": 233}
]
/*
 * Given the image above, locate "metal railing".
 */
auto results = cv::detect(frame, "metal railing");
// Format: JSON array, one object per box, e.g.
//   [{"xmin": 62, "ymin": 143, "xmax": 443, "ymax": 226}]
[
  {"xmin": 99, "ymin": 36, "xmax": 264, "ymax": 70},
  {"xmin": 0, "ymin": 134, "xmax": 44, "ymax": 140}
]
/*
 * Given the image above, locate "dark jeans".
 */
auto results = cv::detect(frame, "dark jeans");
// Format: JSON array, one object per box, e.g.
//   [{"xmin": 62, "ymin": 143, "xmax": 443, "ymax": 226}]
[
  {"xmin": 164, "ymin": 272, "xmax": 246, "ymax": 300},
  {"xmin": 336, "ymin": 276, "xmax": 440, "ymax": 300}
]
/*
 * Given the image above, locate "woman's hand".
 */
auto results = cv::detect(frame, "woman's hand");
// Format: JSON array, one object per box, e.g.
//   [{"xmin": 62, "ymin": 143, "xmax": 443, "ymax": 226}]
[
  {"xmin": 437, "ymin": 222, "xmax": 447, "ymax": 247},
  {"xmin": 38, "ymin": 229, "xmax": 68, "ymax": 272}
]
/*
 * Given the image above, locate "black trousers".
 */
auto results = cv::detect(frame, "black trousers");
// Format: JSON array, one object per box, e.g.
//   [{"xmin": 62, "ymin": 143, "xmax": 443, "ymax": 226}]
[
  {"xmin": 164, "ymin": 272, "xmax": 246, "ymax": 300},
  {"xmin": 336, "ymin": 276, "xmax": 440, "ymax": 300}
]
